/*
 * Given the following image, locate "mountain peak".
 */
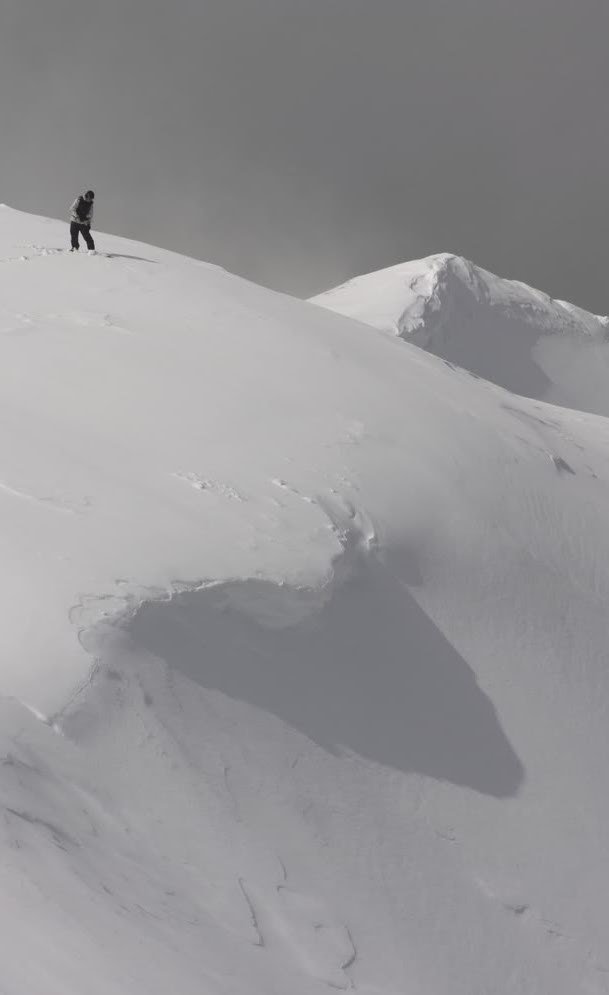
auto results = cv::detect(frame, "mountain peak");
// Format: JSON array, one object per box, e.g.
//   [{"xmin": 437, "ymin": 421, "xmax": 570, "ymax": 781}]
[{"xmin": 313, "ymin": 254, "xmax": 609, "ymax": 413}]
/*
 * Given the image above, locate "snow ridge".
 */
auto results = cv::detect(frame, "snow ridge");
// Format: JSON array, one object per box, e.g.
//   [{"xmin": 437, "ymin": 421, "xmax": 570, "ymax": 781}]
[
  {"xmin": 313, "ymin": 253, "xmax": 609, "ymax": 414},
  {"xmin": 2, "ymin": 209, "xmax": 609, "ymax": 995}
]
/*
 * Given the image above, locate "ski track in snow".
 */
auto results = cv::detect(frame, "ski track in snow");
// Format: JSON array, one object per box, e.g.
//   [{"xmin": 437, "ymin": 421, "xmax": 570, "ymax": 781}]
[{"xmin": 0, "ymin": 479, "xmax": 89, "ymax": 514}]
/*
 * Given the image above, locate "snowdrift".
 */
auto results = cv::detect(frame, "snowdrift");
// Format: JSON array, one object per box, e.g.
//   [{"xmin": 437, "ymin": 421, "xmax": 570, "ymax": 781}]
[
  {"xmin": 2, "ymin": 207, "xmax": 609, "ymax": 994},
  {"xmin": 313, "ymin": 252, "xmax": 609, "ymax": 414}
]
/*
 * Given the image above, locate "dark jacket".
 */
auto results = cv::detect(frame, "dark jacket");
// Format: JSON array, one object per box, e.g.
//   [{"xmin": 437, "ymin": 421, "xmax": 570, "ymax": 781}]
[{"xmin": 69, "ymin": 196, "xmax": 94, "ymax": 225}]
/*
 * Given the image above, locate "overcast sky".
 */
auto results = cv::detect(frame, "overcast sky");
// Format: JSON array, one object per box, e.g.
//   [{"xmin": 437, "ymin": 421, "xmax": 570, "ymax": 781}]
[{"xmin": 1, "ymin": 0, "xmax": 609, "ymax": 307}]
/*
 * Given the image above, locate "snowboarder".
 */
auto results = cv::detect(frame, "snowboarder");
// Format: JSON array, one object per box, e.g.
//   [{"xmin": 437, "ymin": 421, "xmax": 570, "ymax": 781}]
[{"xmin": 69, "ymin": 190, "xmax": 96, "ymax": 251}]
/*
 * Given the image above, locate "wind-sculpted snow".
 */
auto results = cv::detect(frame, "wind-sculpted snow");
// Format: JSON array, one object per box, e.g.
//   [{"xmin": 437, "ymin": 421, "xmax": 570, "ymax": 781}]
[
  {"xmin": 313, "ymin": 253, "xmax": 609, "ymax": 414},
  {"xmin": 128, "ymin": 542, "xmax": 523, "ymax": 797},
  {"xmin": 2, "ymin": 208, "xmax": 609, "ymax": 993}
]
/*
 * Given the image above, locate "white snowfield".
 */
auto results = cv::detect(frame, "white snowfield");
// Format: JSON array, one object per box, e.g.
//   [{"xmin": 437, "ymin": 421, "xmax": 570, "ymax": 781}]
[
  {"xmin": 1, "ymin": 206, "xmax": 609, "ymax": 995},
  {"xmin": 313, "ymin": 252, "xmax": 609, "ymax": 415}
]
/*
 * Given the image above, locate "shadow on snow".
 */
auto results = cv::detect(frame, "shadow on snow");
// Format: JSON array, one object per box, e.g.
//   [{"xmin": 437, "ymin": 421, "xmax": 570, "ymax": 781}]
[{"xmin": 128, "ymin": 552, "xmax": 524, "ymax": 798}]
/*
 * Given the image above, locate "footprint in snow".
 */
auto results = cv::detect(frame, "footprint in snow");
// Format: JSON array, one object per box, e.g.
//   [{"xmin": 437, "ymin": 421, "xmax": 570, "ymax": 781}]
[
  {"xmin": 173, "ymin": 472, "xmax": 245, "ymax": 501},
  {"xmin": 271, "ymin": 478, "xmax": 314, "ymax": 503}
]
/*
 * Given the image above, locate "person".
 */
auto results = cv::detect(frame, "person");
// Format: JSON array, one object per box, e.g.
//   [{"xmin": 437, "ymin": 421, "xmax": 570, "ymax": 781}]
[{"xmin": 69, "ymin": 190, "xmax": 96, "ymax": 251}]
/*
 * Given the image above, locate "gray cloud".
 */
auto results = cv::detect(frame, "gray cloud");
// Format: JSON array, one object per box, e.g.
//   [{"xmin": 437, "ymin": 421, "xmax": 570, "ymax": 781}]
[{"xmin": 2, "ymin": 0, "xmax": 608, "ymax": 308}]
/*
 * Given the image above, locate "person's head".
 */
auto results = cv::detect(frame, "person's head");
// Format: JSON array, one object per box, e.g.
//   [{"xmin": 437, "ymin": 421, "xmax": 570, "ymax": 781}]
[{"xmin": 85, "ymin": 190, "xmax": 95, "ymax": 201}]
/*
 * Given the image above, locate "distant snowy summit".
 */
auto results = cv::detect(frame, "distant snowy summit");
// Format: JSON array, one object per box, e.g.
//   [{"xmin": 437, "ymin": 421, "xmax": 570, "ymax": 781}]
[{"xmin": 313, "ymin": 253, "xmax": 609, "ymax": 415}]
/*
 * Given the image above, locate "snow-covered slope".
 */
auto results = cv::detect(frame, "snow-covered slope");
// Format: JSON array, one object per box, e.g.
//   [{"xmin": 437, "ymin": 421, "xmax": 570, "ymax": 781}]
[
  {"xmin": 3, "ymin": 208, "xmax": 609, "ymax": 994},
  {"xmin": 313, "ymin": 253, "xmax": 609, "ymax": 414}
]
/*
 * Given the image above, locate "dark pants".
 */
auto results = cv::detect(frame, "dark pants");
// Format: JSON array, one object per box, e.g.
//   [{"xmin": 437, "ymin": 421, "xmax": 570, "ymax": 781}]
[{"xmin": 70, "ymin": 222, "xmax": 95, "ymax": 251}]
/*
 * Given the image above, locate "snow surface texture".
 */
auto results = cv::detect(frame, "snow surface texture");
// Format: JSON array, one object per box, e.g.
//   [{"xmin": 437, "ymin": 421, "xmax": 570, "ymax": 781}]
[
  {"xmin": 2, "ymin": 207, "xmax": 609, "ymax": 993},
  {"xmin": 313, "ymin": 252, "xmax": 609, "ymax": 415}
]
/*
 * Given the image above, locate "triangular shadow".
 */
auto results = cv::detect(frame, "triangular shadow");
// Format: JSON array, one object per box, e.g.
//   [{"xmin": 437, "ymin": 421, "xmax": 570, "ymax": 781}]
[{"xmin": 129, "ymin": 556, "xmax": 524, "ymax": 797}]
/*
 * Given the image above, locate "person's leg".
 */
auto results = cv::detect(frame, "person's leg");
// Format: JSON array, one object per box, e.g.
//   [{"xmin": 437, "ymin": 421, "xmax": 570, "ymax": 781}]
[
  {"xmin": 70, "ymin": 222, "xmax": 80, "ymax": 250},
  {"xmin": 82, "ymin": 225, "xmax": 95, "ymax": 251}
]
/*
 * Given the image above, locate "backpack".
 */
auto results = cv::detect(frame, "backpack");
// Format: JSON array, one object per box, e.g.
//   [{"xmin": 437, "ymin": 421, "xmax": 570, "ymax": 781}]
[{"xmin": 75, "ymin": 196, "xmax": 92, "ymax": 223}]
